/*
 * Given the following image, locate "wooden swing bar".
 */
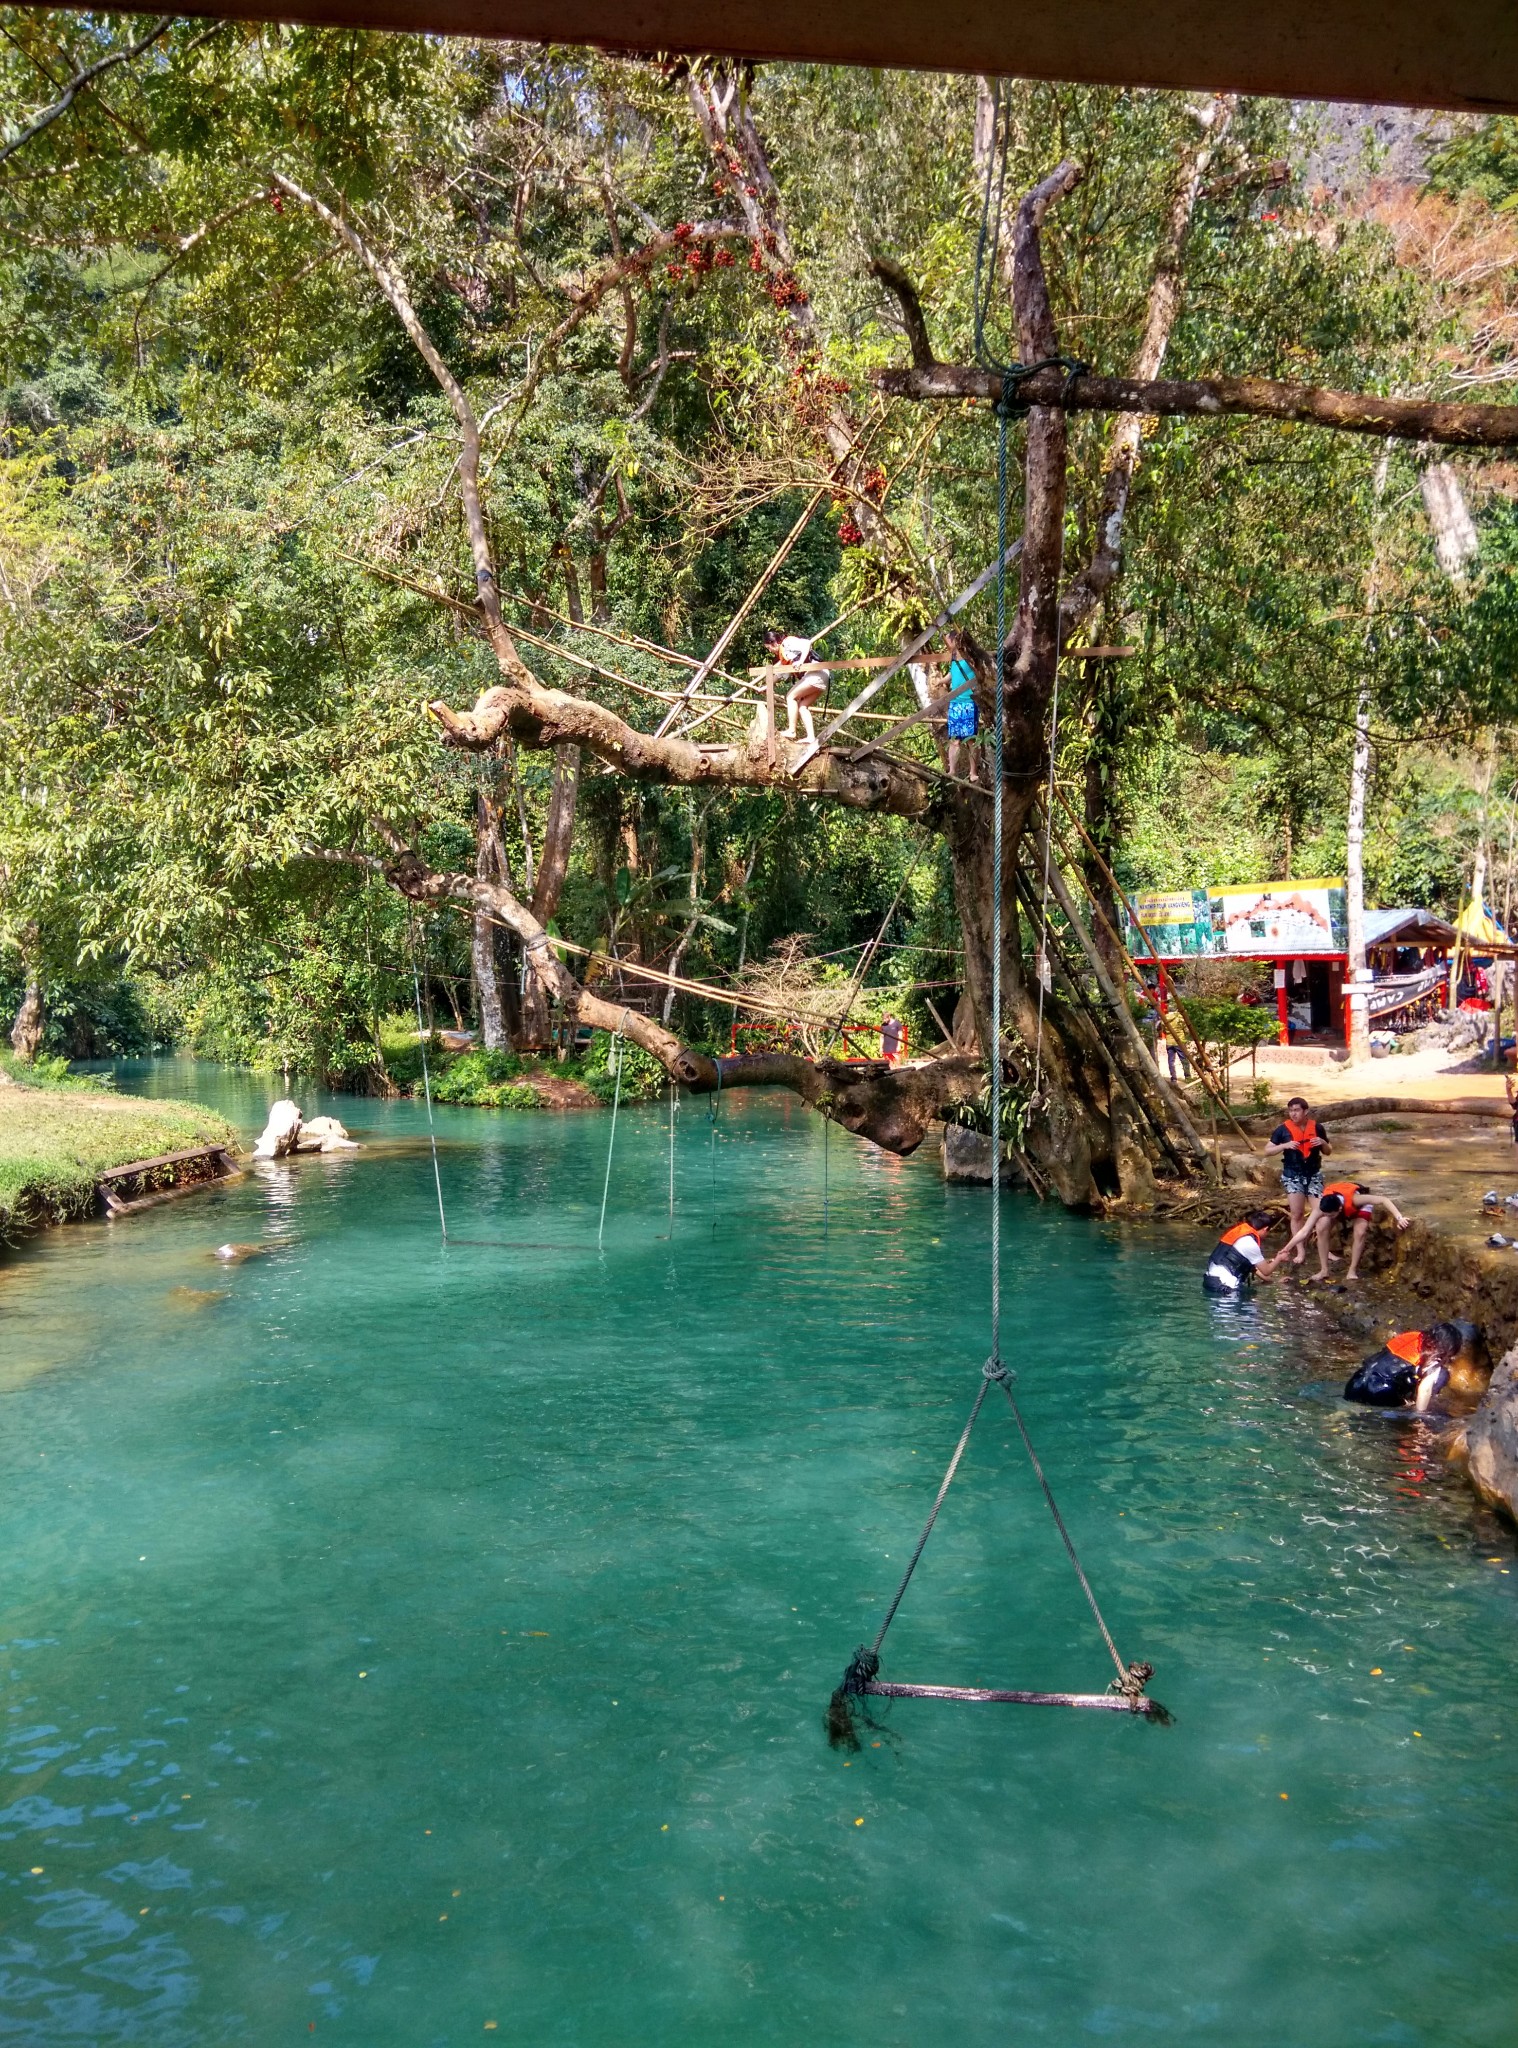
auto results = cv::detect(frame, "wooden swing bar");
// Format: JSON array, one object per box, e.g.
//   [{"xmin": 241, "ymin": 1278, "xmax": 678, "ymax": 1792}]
[{"xmin": 863, "ymin": 1681, "xmax": 1163, "ymax": 1714}]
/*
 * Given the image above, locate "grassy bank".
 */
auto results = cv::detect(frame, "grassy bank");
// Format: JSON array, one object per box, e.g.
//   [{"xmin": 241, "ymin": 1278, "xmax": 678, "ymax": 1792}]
[{"xmin": 0, "ymin": 1061, "xmax": 237, "ymax": 1240}]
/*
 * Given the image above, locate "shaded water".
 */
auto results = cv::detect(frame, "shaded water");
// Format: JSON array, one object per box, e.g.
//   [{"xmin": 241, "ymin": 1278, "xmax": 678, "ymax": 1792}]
[{"xmin": 1, "ymin": 1059, "xmax": 1516, "ymax": 2045}]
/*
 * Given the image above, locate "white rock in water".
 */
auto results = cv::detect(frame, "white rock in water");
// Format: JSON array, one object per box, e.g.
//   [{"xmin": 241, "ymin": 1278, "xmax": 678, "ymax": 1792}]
[
  {"xmin": 296, "ymin": 1114, "xmax": 358, "ymax": 1154},
  {"xmin": 253, "ymin": 1099, "xmax": 303, "ymax": 1159}
]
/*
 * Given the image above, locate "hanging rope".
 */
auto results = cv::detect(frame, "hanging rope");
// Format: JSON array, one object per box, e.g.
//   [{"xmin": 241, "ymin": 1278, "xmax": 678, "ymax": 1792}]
[
  {"xmin": 409, "ymin": 918, "xmax": 449, "ymax": 1243},
  {"xmin": 1031, "ymin": 659, "xmax": 1062, "ymax": 1105},
  {"xmin": 708, "ymin": 1063, "xmax": 721, "ymax": 1239},
  {"xmin": 822, "ymin": 1110, "xmax": 830, "ymax": 1241},
  {"xmin": 825, "ymin": 88, "xmax": 1161, "ymax": 1748},
  {"xmin": 597, "ymin": 1018, "xmax": 629, "ymax": 1250},
  {"xmin": 668, "ymin": 1078, "xmax": 677, "ymax": 1234}
]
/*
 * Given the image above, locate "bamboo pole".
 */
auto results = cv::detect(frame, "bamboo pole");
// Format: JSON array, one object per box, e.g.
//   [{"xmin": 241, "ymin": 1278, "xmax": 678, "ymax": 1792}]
[
  {"xmin": 654, "ymin": 483, "xmax": 831, "ymax": 735},
  {"xmin": 1049, "ymin": 788, "xmax": 1258, "ymax": 1146}
]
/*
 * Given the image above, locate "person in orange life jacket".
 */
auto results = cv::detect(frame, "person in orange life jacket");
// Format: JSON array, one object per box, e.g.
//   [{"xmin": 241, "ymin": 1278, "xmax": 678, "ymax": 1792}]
[
  {"xmin": 1202, "ymin": 1210, "xmax": 1281, "ymax": 1297},
  {"xmin": 1263, "ymin": 1096, "xmax": 1331, "ymax": 1254},
  {"xmin": 1344, "ymin": 1321, "xmax": 1459, "ymax": 1410},
  {"xmin": 1277, "ymin": 1179, "xmax": 1411, "ymax": 1283},
  {"xmin": 762, "ymin": 627, "xmax": 829, "ymax": 746}
]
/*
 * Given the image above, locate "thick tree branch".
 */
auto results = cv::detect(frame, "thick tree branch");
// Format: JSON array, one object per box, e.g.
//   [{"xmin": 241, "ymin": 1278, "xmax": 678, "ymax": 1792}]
[
  {"xmin": 270, "ymin": 171, "xmax": 533, "ymax": 684},
  {"xmin": 427, "ymin": 683, "xmax": 938, "ymax": 816},
  {"xmin": 312, "ymin": 832, "xmax": 983, "ymax": 1151},
  {"xmin": 868, "ymin": 255, "xmax": 936, "ymax": 369},
  {"xmin": 1005, "ymin": 161, "xmax": 1083, "ymax": 739},
  {"xmin": 875, "ymin": 360, "xmax": 1518, "ymax": 447},
  {"xmin": 1061, "ymin": 95, "xmax": 1236, "ymax": 635}
]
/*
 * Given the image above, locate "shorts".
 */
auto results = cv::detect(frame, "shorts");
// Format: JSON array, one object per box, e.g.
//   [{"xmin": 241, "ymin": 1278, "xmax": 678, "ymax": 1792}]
[{"xmin": 1281, "ymin": 1167, "xmax": 1323, "ymax": 1198}]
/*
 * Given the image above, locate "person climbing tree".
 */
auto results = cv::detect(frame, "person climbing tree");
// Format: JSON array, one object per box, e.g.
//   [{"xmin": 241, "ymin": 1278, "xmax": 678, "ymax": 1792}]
[{"xmin": 763, "ymin": 627, "xmax": 830, "ymax": 746}]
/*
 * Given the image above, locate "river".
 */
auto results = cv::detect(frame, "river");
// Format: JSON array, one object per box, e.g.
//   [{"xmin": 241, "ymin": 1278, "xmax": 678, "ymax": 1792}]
[{"xmin": 0, "ymin": 1059, "xmax": 1514, "ymax": 2045}]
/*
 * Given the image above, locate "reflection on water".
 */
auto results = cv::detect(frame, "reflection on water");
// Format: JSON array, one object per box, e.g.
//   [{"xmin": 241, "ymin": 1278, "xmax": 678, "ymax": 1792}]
[{"xmin": 0, "ymin": 1061, "xmax": 1515, "ymax": 2046}]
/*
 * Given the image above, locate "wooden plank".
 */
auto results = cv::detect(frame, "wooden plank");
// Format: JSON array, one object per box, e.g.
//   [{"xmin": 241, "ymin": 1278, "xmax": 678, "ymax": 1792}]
[
  {"xmin": 103, "ymin": 1169, "xmax": 245, "ymax": 1218},
  {"xmin": 94, "ymin": 0, "xmax": 1518, "ymax": 118},
  {"xmin": 97, "ymin": 1143, "xmax": 235, "ymax": 1183},
  {"xmin": 864, "ymin": 1681, "xmax": 1155, "ymax": 1713}
]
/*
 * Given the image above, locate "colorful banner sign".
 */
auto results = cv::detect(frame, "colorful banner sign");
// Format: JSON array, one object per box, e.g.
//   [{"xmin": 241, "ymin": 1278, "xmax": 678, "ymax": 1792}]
[
  {"xmin": 1124, "ymin": 888, "xmax": 1213, "ymax": 957},
  {"xmin": 1123, "ymin": 880, "xmax": 1347, "ymax": 958}
]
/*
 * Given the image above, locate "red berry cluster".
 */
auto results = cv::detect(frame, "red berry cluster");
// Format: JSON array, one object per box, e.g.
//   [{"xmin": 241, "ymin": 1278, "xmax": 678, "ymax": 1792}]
[
  {"xmin": 837, "ymin": 517, "xmax": 864, "ymax": 547},
  {"xmin": 860, "ymin": 464, "xmax": 888, "ymax": 501}
]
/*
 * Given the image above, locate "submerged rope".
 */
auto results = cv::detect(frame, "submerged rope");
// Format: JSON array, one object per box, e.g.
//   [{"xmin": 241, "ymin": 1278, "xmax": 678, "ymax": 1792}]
[
  {"xmin": 668, "ymin": 1078, "xmax": 677, "ymax": 1232},
  {"xmin": 410, "ymin": 922, "xmax": 448, "ymax": 1243},
  {"xmin": 597, "ymin": 1022, "xmax": 627, "ymax": 1250},
  {"xmin": 708, "ymin": 1063, "xmax": 721, "ymax": 1238}
]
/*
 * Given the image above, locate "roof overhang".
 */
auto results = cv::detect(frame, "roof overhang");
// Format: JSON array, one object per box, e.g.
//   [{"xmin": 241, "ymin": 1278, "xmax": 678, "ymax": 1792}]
[{"xmin": 86, "ymin": 0, "xmax": 1518, "ymax": 115}]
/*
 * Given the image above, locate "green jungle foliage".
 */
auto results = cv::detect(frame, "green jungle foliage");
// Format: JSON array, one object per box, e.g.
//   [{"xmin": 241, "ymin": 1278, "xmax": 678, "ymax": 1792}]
[{"xmin": 0, "ymin": 20, "xmax": 1513, "ymax": 1092}]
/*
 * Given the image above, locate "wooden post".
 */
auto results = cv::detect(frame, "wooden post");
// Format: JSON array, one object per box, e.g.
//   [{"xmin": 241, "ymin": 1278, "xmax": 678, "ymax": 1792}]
[{"xmin": 765, "ymin": 668, "xmax": 777, "ymax": 771}]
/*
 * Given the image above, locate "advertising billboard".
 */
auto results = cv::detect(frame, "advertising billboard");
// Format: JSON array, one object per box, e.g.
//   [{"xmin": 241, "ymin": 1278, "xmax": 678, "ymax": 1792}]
[
  {"xmin": 1210, "ymin": 882, "xmax": 1346, "ymax": 955},
  {"xmin": 1123, "ymin": 880, "xmax": 1347, "ymax": 959},
  {"xmin": 1123, "ymin": 888, "xmax": 1213, "ymax": 958}
]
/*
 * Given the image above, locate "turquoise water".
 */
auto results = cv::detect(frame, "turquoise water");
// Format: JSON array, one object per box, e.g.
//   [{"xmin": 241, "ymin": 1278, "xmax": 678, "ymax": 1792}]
[{"xmin": 1, "ymin": 1060, "xmax": 1516, "ymax": 2046}]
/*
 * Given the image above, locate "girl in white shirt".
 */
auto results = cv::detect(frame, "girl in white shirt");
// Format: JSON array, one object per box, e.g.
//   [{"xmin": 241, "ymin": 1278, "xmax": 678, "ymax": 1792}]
[{"xmin": 763, "ymin": 627, "xmax": 829, "ymax": 745}]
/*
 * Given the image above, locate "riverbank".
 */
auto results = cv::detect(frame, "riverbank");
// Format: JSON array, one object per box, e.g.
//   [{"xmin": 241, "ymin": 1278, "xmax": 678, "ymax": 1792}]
[{"xmin": 0, "ymin": 1064, "xmax": 237, "ymax": 1242}]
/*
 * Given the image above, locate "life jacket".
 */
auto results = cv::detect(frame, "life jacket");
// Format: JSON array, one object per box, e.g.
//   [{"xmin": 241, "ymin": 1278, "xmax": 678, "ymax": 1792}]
[
  {"xmin": 1322, "ymin": 1180, "xmax": 1369, "ymax": 1219},
  {"xmin": 1284, "ymin": 1117, "xmax": 1322, "ymax": 1158},
  {"xmin": 1386, "ymin": 1330, "xmax": 1425, "ymax": 1366},
  {"xmin": 1208, "ymin": 1223, "xmax": 1260, "ymax": 1284}
]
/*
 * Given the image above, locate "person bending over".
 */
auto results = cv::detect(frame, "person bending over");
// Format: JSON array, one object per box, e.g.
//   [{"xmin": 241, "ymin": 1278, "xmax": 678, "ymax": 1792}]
[
  {"xmin": 1203, "ymin": 1210, "xmax": 1281, "ymax": 1297},
  {"xmin": 762, "ymin": 627, "xmax": 829, "ymax": 747},
  {"xmin": 1264, "ymin": 1096, "xmax": 1331, "ymax": 1254},
  {"xmin": 1344, "ymin": 1322, "xmax": 1460, "ymax": 1411},
  {"xmin": 1278, "ymin": 1180, "xmax": 1411, "ymax": 1283}
]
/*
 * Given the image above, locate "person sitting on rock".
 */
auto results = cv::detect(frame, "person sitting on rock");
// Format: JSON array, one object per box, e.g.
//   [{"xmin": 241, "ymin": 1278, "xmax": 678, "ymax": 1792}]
[
  {"xmin": 1202, "ymin": 1210, "xmax": 1281, "ymax": 1297},
  {"xmin": 1277, "ymin": 1179, "xmax": 1411, "ymax": 1283},
  {"xmin": 1344, "ymin": 1322, "xmax": 1460, "ymax": 1411}
]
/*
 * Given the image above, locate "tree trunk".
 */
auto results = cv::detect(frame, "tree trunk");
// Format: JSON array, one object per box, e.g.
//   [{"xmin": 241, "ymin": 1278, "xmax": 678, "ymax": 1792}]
[
  {"xmin": 474, "ymin": 804, "xmax": 508, "ymax": 1052},
  {"xmin": 9, "ymin": 973, "xmax": 44, "ymax": 1062},
  {"xmin": 1345, "ymin": 678, "xmax": 1372, "ymax": 1062}
]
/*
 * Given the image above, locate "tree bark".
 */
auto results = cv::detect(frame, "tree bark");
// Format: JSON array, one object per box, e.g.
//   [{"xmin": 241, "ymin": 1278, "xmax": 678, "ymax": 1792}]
[
  {"xmin": 1060, "ymin": 94, "xmax": 1237, "ymax": 638},
  {"xmin": 323, "ymin": 833, "xmax": 984, "ymax": 1153},
  {"xmin": 429, "ymin": 681, "xmax": 937, "ymax": 816},
  {"xmin": 473, "ymin": 797, "xmax": 508, "ymax": 1052},
  {"xmin": 875, "ymin": 362, "xmax": 1518, "ymax": 448},
  {"xmin": 9, "ymin": 973, "xmax": 44, "ymax": 1062},
  {"xmin": 1345, "ymin": 680, "xmax": 1373, "ymax": 1062}
]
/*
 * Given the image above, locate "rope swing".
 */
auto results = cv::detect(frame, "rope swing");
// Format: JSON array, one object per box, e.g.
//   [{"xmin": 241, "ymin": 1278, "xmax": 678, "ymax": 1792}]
[
  {"xmin": 826, "ymin": 85, "xmax": 1164, "ymax": 1746},
  {"xmin": 410, "ymin": 918, "xmax": 449, "ymax": 1243}
]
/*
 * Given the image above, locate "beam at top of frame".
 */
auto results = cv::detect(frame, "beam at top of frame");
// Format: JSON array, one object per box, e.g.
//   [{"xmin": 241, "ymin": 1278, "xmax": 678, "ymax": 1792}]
[{"xmin": 66, "ymin": 0, "xmax": 1518, "ymax": 116}]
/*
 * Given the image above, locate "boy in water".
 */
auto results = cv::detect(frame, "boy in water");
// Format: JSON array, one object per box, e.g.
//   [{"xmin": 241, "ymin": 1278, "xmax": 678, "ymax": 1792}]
[
  {"xmin": 1263, "ymin": 1096, "xmax": 1331, "ymax": 1255},
  {"xmin": 1202, "ymin": 1210, "xmax": 1281, "ymax": 1296},
  {"xmin": 1344, "ymin": 1323, "xmax": 1459, "ymax": 1410},
  {"xmin": 1277, "ymin": 1179, "xmax": 1412, "ymax": 1283},
  {"xmin": 762, "ymin": 627, "xmax": 829, "ymax": 747}
]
